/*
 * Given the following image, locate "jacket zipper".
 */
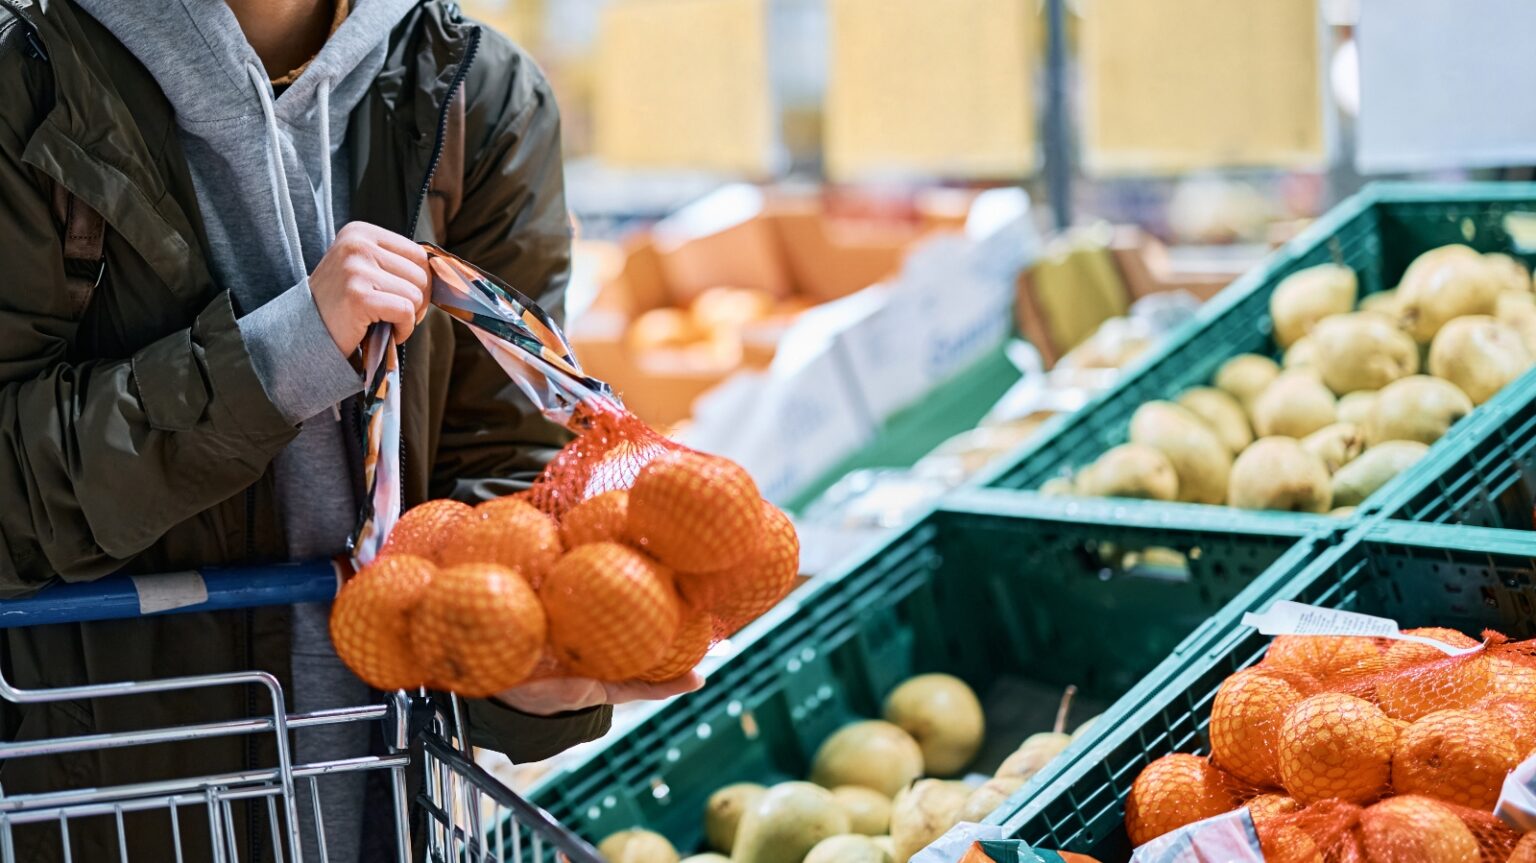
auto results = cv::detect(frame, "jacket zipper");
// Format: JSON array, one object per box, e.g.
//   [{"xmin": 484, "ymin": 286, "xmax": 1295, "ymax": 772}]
[
  {"xmin": 388, "ymin": 19, "xmax": 481, "ymax": 512},
  {"xmin": 0, "ymin": 0, "xmax": 48, "ymax": 62}
]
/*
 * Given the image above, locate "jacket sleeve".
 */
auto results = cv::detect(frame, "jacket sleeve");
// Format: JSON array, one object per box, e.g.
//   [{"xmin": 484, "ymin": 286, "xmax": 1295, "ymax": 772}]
[
  {"xmin": 465, "ymin": 699, "xmax": 613, "ymax": 763},
  {"xmin": 0, "ymin": 129, "xmax": 298, "ymax": 596},
  {"xmin": 430, "ymin": 32, "xmax": 575, "ymax": 504}
]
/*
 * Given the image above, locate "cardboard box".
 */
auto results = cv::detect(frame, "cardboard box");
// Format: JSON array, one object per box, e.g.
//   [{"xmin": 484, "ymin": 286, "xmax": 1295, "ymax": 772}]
[
  {"xmin": 652, "ymin": 185, "xmax": 794, "ymax": 302},
  {"xmin": 774, "ymin": 202, "xmax": 914, "ymax": 303},
  {"xmin": 1015, "ymin": 230, "xmax": 1131, "ymax": 368}
]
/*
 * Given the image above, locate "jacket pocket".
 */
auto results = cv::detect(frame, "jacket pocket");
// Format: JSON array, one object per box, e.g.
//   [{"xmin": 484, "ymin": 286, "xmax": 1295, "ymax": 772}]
[{"xmin": 131, "ymin": 326, "xmax": 210, "ymax": 432}]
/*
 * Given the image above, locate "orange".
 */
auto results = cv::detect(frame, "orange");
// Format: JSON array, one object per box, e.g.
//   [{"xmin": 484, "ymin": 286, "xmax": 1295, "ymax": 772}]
[
  {"xmin": 409, "ymin": 563, "xmax": 546, "ymax": 697},
  {"xmin": 1258, "ymin": 825, "xmax": 1323, "ymax": 863},
  {"xmin": 1376, "ymin": 631, "xmax": 1489, "ymax": 722},
  {"xmin": 379, "ymin": 499, "xmax": 473, "ymax": 561},
  {"xmin": 1124, "ymin": 754, "xmax": 1236, "ymax": 846},
  {"xmin": 1244, "ymin": 793, "xmax": 1300, "ymax": 832},
  {"xmin": 638, "ymin": 610, "xmax": 714, "ymax": 683},
  {"xmin": 437, "ymin": 497, "xmax": 562, "ymax": 585},
  {"xmin": 626, "ymin": 451, "xmax": 767, "ymax": 572},
  {"xmin": 1210, "ymin": 668, "xmax": 1314, "ymax": 787},
  {"xmin": 1391, "ymin": 708, "xmax": 1521, "ymax": 809},
  {"xmin": 1358, "ymin": 795, "xmax": 1478, "ymax": 863},
  {"xmin": 541, "ymin": 542, "xmax": 683, "ymax": 681},
  {"xmin": 1483, "ymin": 651, "xmax": 1536, "ymax": 699},
  {"xmin": 330, "ymin": 555, "xmax": 434, "ymax": 690},
  {"xmin": 1510, "ymin": 833, "xmax": 1536, "ymax": 863},
  {"xmin": 559, "ymin": 490, "xmax": 629, "ymax": 548},
  {"xmin": 1277, "ymin": 693, "xmax": 1397, "ymax": 804},
  {"xmin": 1479, "ymin": 694, "xmax": 1536, "ymax": 756},
  {"xmin": 1262, "ymin": 635, "xmax": 1382, "ymax": 680},
  {"xmin": 677, "ymin": 501, "xmax": 799, "ymax": 627}
]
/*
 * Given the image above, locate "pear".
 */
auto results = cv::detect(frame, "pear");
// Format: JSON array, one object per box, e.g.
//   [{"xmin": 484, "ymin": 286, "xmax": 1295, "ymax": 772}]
[
  {"xmin": 871, "ymin": 836, "xmax": 897, "ymax": 860},
  {"xmin": 810, "ymin": 721, "xmax": 924, "ymax": 798},
  {"xmin": 1484, "ymin": 252, "xmax": 1531, "ymax": 294},
  {"xmin": 598, "ymin": 830, "xmax": 680, "ymax": 863},
  {"xmin": 704, "ymin": 783, "xmax": 765, "ymax": 853},
  {"xmin": 1359, "ymin": 289, "xmax": 1405, "ymax": 319},
  {"xmin": 1268, "ymin": 263, "xmax": 1357, "ymax": 348},
  {"xmin": 1070, "ymin": 714, "xmax": 1102, "ymax": 742},
  {"xmin": 1227, "ymin": 437, "xmax": 1332, "ymax": 513},
  {"xmin": 1428, "ymin": 315, "xmax": 1534, "ymax": 404},
  {"xmin": 1496, "ymin": 290, "xmax": 1536, "ymax": 357},
  {"xmin": 1250, "ymin": 373, "xmax": 1337, "ymax": 440},
  {"xmin": 958, "ymin": 777, "xmax": 1026, "ymax": 824},
  {"xmin": 1283, "ymin": 337, "xmax": 1320, "ymax": 371},
  {"xmin": 1214, "ymin": 354, "xmax": 1280, "ymax": 410},
  {"xmin": 681, "ymin": 857, "xmax": 732, "ymax": 863},
  {"xmin": 889, "ymin": 780, "xmax": 970, "ymax": 863},
  {"xmin": 804, "ymin": 835, "xmax": 891, "ymax": 863},
  {"xmin": 1038, "ymin": 476, "xmax": 1077, "ymax": 496},
  {"xmin": 733, "ymin": 783, "xmax": 850, "ymax": 863},
  {"xmin": 1074, "ymin": 444, "xmax": 1179, "ymax": 502},
  {"xmin": 1309, "ymin": 312, "xmax": 1418, "ymax": 394},
  {"xmin": 1397, "ymin": 245, "xmax": 1504, "ymax": 341},
  {"xmin": 883, "ymin": 674, "xmax": 985, "ymax": 777},
  {"xmin": 1330, "ymin": 441, "xmax": 1429, "ymax": 507},
  {"xmin": 996, "ymin": 732, "xmax": 1071, "ymax": 782},
  {"xmin": 1336, "ymin": 391, "xmax": 1377, "ymax": 427},
  {"xmin": 1176, "ymin": 387, "xmax": 1253, "ymax": 454},
  {"xmin": 1365, "ymin": 375, "xmax": 1472, "ymax": 446},
  {"xmin": 1128, "ymin": 402, "xmax": 1232, "ymax": 505},
  {"xmin": 832, "ymin": 786, "xmax": 893, "ymax": 836},
  {"xmin": 1329, "ymin": 506, "xmax": 1356, "ymax": 518},
  {"xmin": 1300, "ymin": 423, "xmax": 1364, "ymax": 474}
]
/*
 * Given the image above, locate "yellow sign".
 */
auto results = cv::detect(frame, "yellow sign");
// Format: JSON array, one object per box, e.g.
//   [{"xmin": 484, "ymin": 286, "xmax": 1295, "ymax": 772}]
[
  {"xmin": 825, "ymin": 0, "xmax": 1037, "ymax": 182},
  {"xmin": 595, "ymin": 0, "xmax": 773, "ymax": 175},
  {"xmin": 457, "ymin": 0, "xmax": 542, "ymax": 44},
  {"xmin": 1080, "ymin": 0, "xmax": 1324, "ymax": 174}
]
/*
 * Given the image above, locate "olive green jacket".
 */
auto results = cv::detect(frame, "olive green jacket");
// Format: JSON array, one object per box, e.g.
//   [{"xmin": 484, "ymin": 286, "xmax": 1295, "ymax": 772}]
[{"xmin": 0, "ymin": 1, "xmax": 607, "ymax": 859}]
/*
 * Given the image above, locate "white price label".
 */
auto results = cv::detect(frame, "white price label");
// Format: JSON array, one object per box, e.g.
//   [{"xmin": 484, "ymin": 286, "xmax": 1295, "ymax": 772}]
[{"xmin": 1241, "ymin": 601, "xmax": 1484, "ymax": 657}]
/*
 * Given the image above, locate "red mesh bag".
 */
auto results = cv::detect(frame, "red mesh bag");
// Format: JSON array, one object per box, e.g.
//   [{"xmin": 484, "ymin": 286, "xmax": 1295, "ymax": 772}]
[
  {"xmin": 336, "ymin": 246, "xmax": 799, "ymax": 694},
  {"xmin": 1126, "ymin": 623, "xmax": 1536, "ymax": 862}
]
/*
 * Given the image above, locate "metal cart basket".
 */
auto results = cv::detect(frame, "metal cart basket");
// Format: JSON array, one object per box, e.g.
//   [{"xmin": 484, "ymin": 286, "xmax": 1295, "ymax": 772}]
[{"xmin": 0, "ymin": 561, "xmax": 602, "ymax": 863}]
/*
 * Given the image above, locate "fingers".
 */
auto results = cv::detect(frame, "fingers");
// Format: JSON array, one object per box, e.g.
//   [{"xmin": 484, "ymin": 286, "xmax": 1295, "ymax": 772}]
[
  {"xmin": 362, "ymin": 291, "xmax": 418, "ymax": 343},
  {"xmin": 362, "ymin": 223, "xmax": 430, "ymax": 268},
  {"xmin": 370, "ymin": 269, "xmax": 426, "ymax": 313},
  {"xmin": 373, "ymin": 246, "xmax": 430, "ymax": 294},
  {"xmin": 604, "ymin": 671, "xmax": 706, "ymax": 705},
  {"xmin": 494, "ymin": 678, "xmax": 607, "ymax": 716}
]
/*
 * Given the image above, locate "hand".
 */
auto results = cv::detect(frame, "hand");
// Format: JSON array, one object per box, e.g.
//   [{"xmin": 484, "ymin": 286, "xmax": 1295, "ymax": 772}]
[
  {"xmin": 493, "ymin": 672, "xmax": 705, "ymax": 717},
  {"xmin": 310, "ymin": 222, "xmax": 431, "ymax": 356}
]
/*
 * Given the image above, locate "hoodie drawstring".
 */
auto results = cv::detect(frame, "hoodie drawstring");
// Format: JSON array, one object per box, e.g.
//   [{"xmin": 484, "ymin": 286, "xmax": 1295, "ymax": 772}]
[{"xmin": 245, "ymin": 63, "xmax": 339, "ymax": 285}]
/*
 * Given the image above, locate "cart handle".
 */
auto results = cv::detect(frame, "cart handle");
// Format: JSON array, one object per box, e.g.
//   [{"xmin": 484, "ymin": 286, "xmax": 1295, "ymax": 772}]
[{"xmin": 0, "ymin": 560, "xmax": 345, "ymax": 629}]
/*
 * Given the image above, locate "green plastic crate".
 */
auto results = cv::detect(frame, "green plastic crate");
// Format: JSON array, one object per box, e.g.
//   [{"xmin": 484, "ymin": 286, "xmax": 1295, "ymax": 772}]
[
  {"xmin": 980, "ymin": 183, "xmax": 1536, "ymax": 516},
  {"xmin": 992, "ymin": 519, "xmax": 1536, "ymax": 861},
  {"xmin": 522, "ymin": 490, "xmax": 1331, "ymax": 856}
]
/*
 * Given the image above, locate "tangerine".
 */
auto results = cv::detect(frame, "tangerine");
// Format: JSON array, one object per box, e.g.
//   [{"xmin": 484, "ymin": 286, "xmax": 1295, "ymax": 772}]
[
  {"xmin": 1277, "ymin": 693, "xmax": 1397, "ymax": 804},
  {"xmin": 1244, "ymin": 793, "xmax": 1301, "ymax": 832},
  {"xmin": 410, "ymin": 563, "xmax": 546, "ymax": 697},
  {"xmin": 438, "ymin": 496, "xmax": 562, "ymax": 585},
  {"xmin": 626, "ymin": 451, "xmax": 767, "ymax": 572},
  {"xmin": 1376, "ymin": 632, "xmax": 1489, "ymax": 722},
  {"xmin": 330, "ymin": 555, "xmax": 434, "ymax": 690},
  {"xmin": 1510, "ymin": 833, "xmax": 1536, "ymax": 863},
  {"xmin": 677, "ymin": 501, "xmax": 799, "ymax": 627},
  {"xmin": 638, "ymin": 610, "xmax": 714, "ymax": 683},
  {"xmin": 560, "ymin": 490, "xmax": 629, "ymax": 548},
  {"xmin": 1263, "ymin": 635, "xmax": 1381, "ymax": 680},
  {"xmin": 1479, "ymin": 694, "xmax": 1536, "ymax": 756},
  {"xmin": 1391, "ymin": 708, "xmax": 1521, "ymax": 809},
  {"xmin": 1358, "ymin": 795, "xmax": 1479, "ymax": 863},
  {"xmin": 379, "ymin": 499, "xmax": 473, "ymax": 561},
  {"xmin": 1210, "ymin": 668, "xmax": 1314, "ymax": 787},
  {"xmin": 541, "ymin": 542, "xmax": 683, "ymax": 680},
  {"xmin": 1124, "ymin": 754, "xmax": 1236, "ymax": 846}
]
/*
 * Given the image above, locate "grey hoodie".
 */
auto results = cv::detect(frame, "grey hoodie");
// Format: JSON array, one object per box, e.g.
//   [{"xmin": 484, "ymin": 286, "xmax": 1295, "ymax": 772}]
[{"xmin": 72, "ymin": 0, "xmax": 417, "ymax": 858}]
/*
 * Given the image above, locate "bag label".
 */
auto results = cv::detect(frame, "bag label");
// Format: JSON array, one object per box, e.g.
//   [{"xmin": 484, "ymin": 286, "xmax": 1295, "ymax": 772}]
[{"xmin": 1242, "ymin": 601, "xmax": 1484, "ymax": 657}]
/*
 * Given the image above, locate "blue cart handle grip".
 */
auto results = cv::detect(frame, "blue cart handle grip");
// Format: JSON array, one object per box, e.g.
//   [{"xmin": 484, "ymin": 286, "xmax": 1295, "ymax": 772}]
[{"xmin": 0, "ymin": 560, "xmax": 346, "ymax": 629}]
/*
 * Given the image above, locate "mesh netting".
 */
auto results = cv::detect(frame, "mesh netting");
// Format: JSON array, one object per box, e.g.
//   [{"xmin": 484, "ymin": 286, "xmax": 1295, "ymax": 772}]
[
  {"xmin": 335, "ymin": 401, "xmax": 799, "ymax": 694},
  {"xmin": 1127, "ymin": 629, "xmax": 1536, "ymax": 861}
]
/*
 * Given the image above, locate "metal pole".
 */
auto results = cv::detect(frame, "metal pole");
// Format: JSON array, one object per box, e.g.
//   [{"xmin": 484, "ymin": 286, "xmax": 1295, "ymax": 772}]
[{"xmin": 1044, "ymin": 0, "xmax": 1073, "ymax": 230}]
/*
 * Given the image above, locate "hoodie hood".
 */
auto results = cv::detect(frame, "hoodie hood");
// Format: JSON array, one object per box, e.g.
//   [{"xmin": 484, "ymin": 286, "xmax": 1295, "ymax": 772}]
[{"xmin": 73, "ymin": 0, "xmax": 417, "ymax": 302}]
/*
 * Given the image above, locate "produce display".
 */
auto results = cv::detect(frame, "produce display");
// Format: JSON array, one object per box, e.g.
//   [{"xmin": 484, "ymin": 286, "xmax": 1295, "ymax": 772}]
[
  {"xmin": 330, "ymin": 409, "xmax": 800, "ymax": 696},
  {"xmin": 1123, "ymin": 627, "xmax": 1536, "ymax": 861},
  {"xmin": 1047, "ymin": 245, "xmax": 1536, "ymax": 513},
  {"xmin": 595, "ymin": 675, "xmax": 1100, "ymax": 863}
]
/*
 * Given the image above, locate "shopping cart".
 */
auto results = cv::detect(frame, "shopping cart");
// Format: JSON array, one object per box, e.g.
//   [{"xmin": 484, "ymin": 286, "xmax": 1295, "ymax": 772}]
[{"xmin": 0, "ymin": 562, "xmax": 604, "ymax": 863}]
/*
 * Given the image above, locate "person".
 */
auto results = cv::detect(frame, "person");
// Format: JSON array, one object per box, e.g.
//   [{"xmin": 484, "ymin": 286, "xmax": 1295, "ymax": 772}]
[{"xmin": 0, "ymin": 1, "xmax": 700, "ymax": 860}]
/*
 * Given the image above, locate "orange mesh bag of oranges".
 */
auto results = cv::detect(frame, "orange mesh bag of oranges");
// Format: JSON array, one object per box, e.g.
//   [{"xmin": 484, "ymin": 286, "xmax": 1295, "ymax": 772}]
[
  {"xmin": 1121, "ymin": 602, "xmax": 1536, "ymax": 862},
  {"xmin": 329, "ymin": 245, "xmax": 799, "ymax": 698}
]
